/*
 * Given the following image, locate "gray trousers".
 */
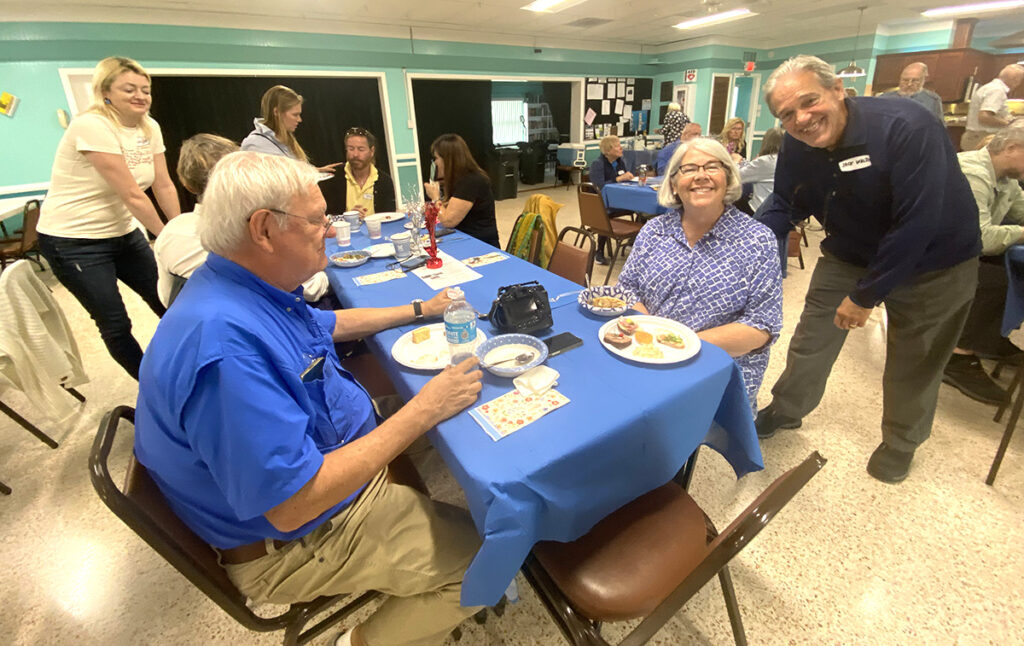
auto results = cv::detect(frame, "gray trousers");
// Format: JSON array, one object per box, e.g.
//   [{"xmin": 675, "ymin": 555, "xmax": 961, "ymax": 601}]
[{"xmin": 770, "ymin": 253, "xmax": 978, "ymax": 452}]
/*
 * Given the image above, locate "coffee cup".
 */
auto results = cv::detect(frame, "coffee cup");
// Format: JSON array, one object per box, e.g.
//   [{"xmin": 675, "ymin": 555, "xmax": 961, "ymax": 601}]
[
  {"xmin": 332, "ymin": 220, "xmax": 351, "ymax": 246},
  {"xmin": 343, "ymin": 210, "xmax": 361, "ymax": 229},
  {"xmin": 391, "ymin": 231, "xmax": 412, "ymax": 259}
]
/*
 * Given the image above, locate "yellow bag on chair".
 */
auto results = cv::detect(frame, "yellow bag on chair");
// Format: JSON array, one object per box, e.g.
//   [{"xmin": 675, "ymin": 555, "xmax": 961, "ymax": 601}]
[{"xmin": 506, "ymin": 194, "xmax": 563, "ymax": 269}]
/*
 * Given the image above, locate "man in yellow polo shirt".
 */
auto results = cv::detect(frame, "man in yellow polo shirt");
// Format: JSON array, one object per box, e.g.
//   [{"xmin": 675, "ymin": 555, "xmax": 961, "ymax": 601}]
[{"xmin": 322, "ymin": 127, "xmax": 397, "ymax": 216}]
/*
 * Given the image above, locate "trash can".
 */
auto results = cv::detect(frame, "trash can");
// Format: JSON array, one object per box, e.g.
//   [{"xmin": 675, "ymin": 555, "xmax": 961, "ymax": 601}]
[
  {"xmin": 487, "ymin": 147, "xmax": 520, "ymax": 201},
  {"xmin": 517, "ymin": 141, "xmax": 546, "ymax": 185}
]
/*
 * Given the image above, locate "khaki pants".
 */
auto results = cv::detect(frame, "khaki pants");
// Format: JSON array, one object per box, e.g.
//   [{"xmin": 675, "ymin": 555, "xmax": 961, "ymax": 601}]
[
  {"xmin": 770, "ymin": 253, "xmax": 977, "ymax": 452},
  {"xmin": 225, "ymin": 470, "xmax": 482, "ymax": 646}
]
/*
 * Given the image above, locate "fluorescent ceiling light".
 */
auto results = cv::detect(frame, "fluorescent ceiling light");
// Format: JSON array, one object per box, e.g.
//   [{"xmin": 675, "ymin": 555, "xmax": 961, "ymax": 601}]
[
  {"xmin": 921, "ymin": 0, "xmax": 1024, "ymax": 17},
  {"xmin": 673, "ymin": 8, "xmax": 756, "ymax": 30},
  {"xmin": 522, "ymin": 0, "xmax": 588, "ymax": 13}
]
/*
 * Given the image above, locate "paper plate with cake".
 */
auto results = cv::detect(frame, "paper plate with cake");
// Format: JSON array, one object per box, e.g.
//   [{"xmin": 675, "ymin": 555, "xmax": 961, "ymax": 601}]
[
  {"xmin": 598, "ymin": 315, "xmax": 700, "ymax": 364},
  {"xmin": 391, "ymin": 323, "xmax": 488, "ymax": 371}
]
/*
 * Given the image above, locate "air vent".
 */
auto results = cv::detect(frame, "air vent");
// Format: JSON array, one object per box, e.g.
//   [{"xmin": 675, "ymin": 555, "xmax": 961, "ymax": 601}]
[{"xmin": 565, "ymin": 17, "xmax": 613, "ymax": 28}]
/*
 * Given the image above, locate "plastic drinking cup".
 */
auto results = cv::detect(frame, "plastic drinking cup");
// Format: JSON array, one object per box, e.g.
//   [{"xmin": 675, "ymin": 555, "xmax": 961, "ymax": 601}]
[
  {"xmin": 332, "ymin": 220, "xmax": 351, "ymax": 246},
  {"xmin": 366, "ymin": 216, "xmax": 383, "ymax": 239}
]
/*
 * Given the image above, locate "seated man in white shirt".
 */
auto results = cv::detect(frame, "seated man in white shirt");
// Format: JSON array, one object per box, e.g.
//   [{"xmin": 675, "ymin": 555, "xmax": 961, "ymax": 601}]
[{"xmin": 154, "ymin": 134, "xmax": 330, "ymax": 307}]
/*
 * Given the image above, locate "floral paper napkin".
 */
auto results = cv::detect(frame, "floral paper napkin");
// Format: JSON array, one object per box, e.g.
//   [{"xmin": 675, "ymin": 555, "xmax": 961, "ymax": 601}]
[
  {"xmin": 461, "ymin": 252, "xmax": 509, "ymax": 268},
  {"xmin": 353, "ymin": 269, "xmax": 406, "ymax": 286},
  {"xmin": 469, "ymin": 388, "xmax": 570, "ymax": 441}
]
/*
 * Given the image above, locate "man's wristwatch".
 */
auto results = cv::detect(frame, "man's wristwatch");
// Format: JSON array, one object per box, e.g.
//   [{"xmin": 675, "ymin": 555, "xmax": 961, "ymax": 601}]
[{"xmin": 411, "ymin": 299, "xmax": 425, "ymax": 321}]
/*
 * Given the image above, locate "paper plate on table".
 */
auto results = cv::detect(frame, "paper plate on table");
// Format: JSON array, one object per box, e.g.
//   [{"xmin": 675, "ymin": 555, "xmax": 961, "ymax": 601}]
[
  {"xmin": 365, "ymin": 243, "xmax": 396, "ymax": 258},
  {"xmin": 474, "ymin": 334, "xmax": 548, "ymax": 378},
  {"xmin": 391, "ymin": 323, "xmax": 488, "ymax": 371},
  {"xmin": 329, "ymin": 250, "xmax": 371, "ymax": 268},
  {"xmin": 598, "ymin": 315, "xmax": 700, "ymax": 365},
  {"xmin": 374, "ymin": 211, "xmax": 405, "ymax": 223}
]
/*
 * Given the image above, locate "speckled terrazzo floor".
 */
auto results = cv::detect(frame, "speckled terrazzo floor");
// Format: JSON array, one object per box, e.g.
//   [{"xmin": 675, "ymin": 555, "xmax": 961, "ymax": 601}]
[{"xmin": 2, "ymin": 191, "xmax": 1021, "ymax": 645}]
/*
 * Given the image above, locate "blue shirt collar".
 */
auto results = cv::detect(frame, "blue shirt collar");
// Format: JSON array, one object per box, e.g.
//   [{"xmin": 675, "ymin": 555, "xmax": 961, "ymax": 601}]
[
  {"xmin": 657, "ymin": 204, "xmax": 747, "ymax": 247},
  {"xmin": 205, "ymin": 253, "xmax": 307, "ymax": 310}
]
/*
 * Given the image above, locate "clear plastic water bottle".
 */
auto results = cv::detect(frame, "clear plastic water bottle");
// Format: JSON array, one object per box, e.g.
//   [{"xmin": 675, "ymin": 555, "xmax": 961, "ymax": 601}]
[{"xmin": 444, "ymin": 287, "xmax": 478, "ymax": 364}]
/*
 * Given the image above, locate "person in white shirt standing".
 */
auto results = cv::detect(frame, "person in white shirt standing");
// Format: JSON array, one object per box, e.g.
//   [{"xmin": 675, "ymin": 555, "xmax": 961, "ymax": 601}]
[
  {"xmin": 962, "ymin": 64, "xmax": 1024, "ymax": 151},
  {"xmin": 37, "ymin": 56, "xmax": 180, "ymax": 380}
]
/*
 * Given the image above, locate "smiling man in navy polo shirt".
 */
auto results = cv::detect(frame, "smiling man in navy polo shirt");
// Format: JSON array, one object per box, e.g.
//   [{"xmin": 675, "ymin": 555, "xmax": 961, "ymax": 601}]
[
  {"xmin": 134, "ymin": 151, "xmax": 484, "ymax": 646},
  {"xmin": 754, "ymin": 55, "xmax": 981, "ymax": 483}
]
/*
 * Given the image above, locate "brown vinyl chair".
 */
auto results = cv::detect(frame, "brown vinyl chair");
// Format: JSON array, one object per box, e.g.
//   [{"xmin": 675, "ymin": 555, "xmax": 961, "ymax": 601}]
[
  {"xmin": 0, "ymin": 200, "xmax": 44, "ymax": 272},
  {"xmin": 90, "ymin": 406, "xmax": 381, "ymax": 646},
  {"xmin": 547, "ymin": 226, "xmax": 597, "ymax": 287},
  {"xmin": 576, "ymin": 186, "xmax": 643, "ymax": 285},
  {"xmin": 787, "ymin": 228, "xmax": 805, "ymax": 270},
  {"xmin": 521, "ymin": 451, "xmax": 827, "ymax": 646}
]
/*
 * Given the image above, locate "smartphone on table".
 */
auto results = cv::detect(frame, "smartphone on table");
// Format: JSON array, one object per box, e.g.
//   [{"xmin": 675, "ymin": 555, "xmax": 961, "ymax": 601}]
[{"xmin": 543, "ymin": 332, "xmax": 583, "ymax": 358}]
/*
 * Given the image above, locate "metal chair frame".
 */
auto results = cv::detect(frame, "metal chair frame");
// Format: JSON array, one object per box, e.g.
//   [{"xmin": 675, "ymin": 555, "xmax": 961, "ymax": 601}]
[{"xmin": 89, "ymin": 406, "xmax": 379, "ymax": 645}]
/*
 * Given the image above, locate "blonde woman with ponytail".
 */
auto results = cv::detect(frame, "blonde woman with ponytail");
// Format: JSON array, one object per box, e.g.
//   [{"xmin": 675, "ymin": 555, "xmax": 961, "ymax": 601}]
[
  {"xmin": 241, "ymin": 85, "xmax": 341, "ymax": 173},
  {"xmin": 37, "ymin": 55, "xmax": 179, "ymax": 380}
]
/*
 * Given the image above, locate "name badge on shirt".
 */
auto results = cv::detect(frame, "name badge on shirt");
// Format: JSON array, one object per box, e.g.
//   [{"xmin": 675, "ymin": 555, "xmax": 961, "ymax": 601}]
[
  {"xmin": 839, "ymin": 155, "xmax": 871, "ymax": 172},
  {"xmin": 363, "ymin": 192, "xmax": 373, "ymax": 200}
]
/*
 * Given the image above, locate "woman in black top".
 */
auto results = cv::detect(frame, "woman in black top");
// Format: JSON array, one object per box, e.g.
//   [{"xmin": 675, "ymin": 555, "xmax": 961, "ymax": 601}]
[{"xmin": 424, "ymin": 133, "xmax": 500, "ymax": 247}]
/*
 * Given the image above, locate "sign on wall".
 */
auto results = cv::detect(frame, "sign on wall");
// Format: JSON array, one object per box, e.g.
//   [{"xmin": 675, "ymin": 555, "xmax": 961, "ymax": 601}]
[{"xmin": 684, "ymin": 69, "xmax": 698, "ymax": 83}]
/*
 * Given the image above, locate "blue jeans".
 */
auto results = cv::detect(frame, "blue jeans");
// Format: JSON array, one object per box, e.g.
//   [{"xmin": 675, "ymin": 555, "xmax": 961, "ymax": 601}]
[{"xmin": 38, "ymin": 230, "xmax": 165, "ymax": 380}]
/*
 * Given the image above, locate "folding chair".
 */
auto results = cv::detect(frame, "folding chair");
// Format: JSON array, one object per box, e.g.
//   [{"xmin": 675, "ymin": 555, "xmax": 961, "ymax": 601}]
[{"xmin": 522, "ymin": 452, "xmax": 827, "ymax": 646}]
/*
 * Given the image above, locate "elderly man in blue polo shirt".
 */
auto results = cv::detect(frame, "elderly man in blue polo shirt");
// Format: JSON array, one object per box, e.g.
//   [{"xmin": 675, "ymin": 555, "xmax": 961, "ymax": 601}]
[
  {"xmin": 134, "ymin": 151, "xmax": 484, "ymax": 646},
  {"xmin": 754, "ymin": 55, "xmax": 981, "ymax": 484}
]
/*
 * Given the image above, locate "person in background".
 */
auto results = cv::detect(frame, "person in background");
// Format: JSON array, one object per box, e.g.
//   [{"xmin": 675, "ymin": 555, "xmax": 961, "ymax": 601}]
[
  {"xmin": 878, "ymin": 62, "xmax": 943, "ymax": 122},
  {"xmin": 588, "ymin": 135, "xmax": 636, "ymax": 264},
  {"xmin": 754, "ymin": 55, "xmax": 980, "ymax": 484},
  {"xmin": 320, "ymin": 127, "xmax": 396, "ymax": 216},
  {"xmin": 154, "ymin": 134, "xmax": 331, "ymax": 307},
  {"xmin": 617, "ymin": 137, "xmax": 782, "ymax": 411},
  {"xmin": 845, "ymin": 88, "xmax": 859, "ymax": 98},
  {"xmin": 135, "ymin": 151, "xmax": 484, "ymax": 646},
  {"xmin": 240, "ymin": 85, "xmax": 341, "ymax": 173},
  {"xmin": 943, "ymin": 127, "xmax": 1024, "ymax": 404},
  {"xmin": 659, "ymin": 101, "xmax": 691, "ymax": 144},
  {"xmin": 718, "ymin": 117, "xmax": 747, "ymax": 161},
  {"xmin": 36, "ymin": 56, "xmax": 180, "ymax": 380},
  {"xmin": 424, "ymin": 133, "xmax": 500, "ymax": 247},
  {"xmin": 962, "ymin": 64, "xmax": 1024, "ymax": 151},
  {"xmin": 657, "ymin": 122, "xmax": 702, "ymax": 175},
  {"xmin": 736, "ymin": 127, "xmax": 784, "ymax": 215}
]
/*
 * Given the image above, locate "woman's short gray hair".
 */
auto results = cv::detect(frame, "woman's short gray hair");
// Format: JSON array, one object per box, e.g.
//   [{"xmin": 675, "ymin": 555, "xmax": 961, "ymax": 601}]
[
  {"xmin": 657, "ymin": 137, "xmax": 743, "ymax": 208},
  {"xmin": 198, "ymin": 151, "xmax": 321, "ymax": 256},
  {"xmin": 764, "ymin": 55, "xmax": 838, "ymax": 116},
  {"xmin": 599, "ymin": 135, "xmax": 621, "ymax": 155}
]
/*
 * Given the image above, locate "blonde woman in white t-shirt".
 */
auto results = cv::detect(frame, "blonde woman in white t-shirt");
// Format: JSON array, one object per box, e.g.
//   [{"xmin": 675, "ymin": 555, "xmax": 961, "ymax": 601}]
[{"xmin": 37, "ymin": 56, "xmax": 180, "ymax": 380}]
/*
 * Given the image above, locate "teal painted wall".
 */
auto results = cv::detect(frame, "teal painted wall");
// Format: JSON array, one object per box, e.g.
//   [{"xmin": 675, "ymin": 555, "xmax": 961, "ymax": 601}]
[{"xmin": 0, "ymin": 21, "xmax": 657, "ymax": 194}]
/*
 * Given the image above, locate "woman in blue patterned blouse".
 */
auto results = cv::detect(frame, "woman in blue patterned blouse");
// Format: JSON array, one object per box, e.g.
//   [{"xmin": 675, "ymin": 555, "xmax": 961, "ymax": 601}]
[{"xmin": 617, "ymin": 137, "xmax": 783, "ymax": 409}]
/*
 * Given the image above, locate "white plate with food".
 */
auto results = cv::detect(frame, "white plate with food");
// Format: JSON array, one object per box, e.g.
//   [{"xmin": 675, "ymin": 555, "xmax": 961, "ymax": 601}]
[
  {"xmin": 391, "ymin": 323, "xmax": 488, "ymax": 371},
  {"xmin": 599, "ymin": 315, "xmax": 700, "ymax": 365},
  {"xmin": 365, "ymin": 243, "xmax": 396, "ymax": 258},
  {"xmin": 374, "ymin": 211, "xmax": 405, "ymax": 223},
  {"xmin": 330, "ymin": 250, "xmax": 371, "ymax": 268}
]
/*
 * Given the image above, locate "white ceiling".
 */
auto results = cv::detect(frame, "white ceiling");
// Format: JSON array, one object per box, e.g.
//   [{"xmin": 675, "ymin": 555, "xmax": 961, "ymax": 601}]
[{"xmin": 4, "ymin": 0, "xmax": 1024, "ymax": 54}]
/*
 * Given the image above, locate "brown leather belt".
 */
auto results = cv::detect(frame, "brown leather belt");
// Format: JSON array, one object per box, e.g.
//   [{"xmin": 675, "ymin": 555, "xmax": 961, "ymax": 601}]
[{"xmin": 219, "ymin": 538, "xmax": 292, "ymax": 565}]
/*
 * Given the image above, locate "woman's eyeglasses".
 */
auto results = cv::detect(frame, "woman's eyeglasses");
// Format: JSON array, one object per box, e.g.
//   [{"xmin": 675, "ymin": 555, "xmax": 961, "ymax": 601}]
[
  {"xmin": 346, "ymin": 127, "xmax": 370, "ymax": 136},
  {"xmin": 674, "ymin": 161, "xmax": 726, "ymax": 178}
]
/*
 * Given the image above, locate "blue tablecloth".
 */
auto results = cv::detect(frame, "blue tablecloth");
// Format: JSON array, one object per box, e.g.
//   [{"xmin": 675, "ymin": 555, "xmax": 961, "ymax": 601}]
[
  {"xmin": 324, "ymin": 221, "xmax": 763, "ymax": 606},
  {"xmin": 1002, "ymin": 246, "xmax": 1024, "ymax": 336},
  {"xmin": 603, "ymin": 178, "xmax": 669, "ymax": 216}
]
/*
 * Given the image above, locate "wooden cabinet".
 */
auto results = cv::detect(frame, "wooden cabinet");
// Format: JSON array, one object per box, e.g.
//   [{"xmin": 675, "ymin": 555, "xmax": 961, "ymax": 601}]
[{"xmin": 872, "ymin": 48, "xmax": 994, "ymax": 102}]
